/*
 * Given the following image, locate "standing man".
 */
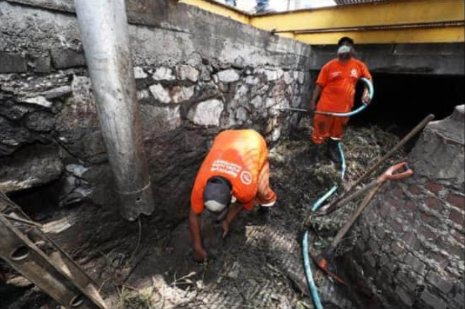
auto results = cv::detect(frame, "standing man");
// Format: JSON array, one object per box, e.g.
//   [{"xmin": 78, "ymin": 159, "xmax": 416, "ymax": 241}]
[
  {"xmin": 189, "ymin": 129, "xmax": 277, "ymax": 262},
  {"xmin": 309, "ymin": 37, "xmax": 373, "ymax": 163}
]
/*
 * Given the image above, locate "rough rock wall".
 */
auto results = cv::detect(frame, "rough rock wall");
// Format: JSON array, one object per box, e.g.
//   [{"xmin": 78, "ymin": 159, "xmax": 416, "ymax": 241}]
[
  {"xmin": 0, "ymin": 0, "xmax": 312, "ymax": 249},
  {"xmin": 349, "ymin": 106, "xmax": 465, "ymax": 309}
]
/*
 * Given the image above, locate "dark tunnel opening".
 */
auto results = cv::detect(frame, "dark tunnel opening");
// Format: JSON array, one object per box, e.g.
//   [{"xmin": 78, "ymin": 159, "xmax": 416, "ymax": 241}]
[{"xmin": 350, "ymin": 73, "xmax": 465, "ymax": 134}]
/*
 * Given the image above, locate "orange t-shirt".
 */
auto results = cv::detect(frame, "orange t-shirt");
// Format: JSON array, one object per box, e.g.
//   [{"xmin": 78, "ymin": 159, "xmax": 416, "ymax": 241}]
[
  {"xmin": 191, "ymin": 130, "xmax": 269, "ymax": 214},
  {"xmin": 316, "ymin": 58, "xmax": 372, "ymax": 113}
]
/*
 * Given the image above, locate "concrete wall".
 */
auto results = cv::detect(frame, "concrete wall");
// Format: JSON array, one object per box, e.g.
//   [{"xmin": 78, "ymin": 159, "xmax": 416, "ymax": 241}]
[
  {"xmin": 0, "ymin": 0, "xmax": 312, "ymax": 247},
  {"xmin": 349, "ymin": 106, "xmax": 465, "ymax": 309},
  {"xmin": 309, "ymin": 43, "xmax": 465, "ymax": 76}
]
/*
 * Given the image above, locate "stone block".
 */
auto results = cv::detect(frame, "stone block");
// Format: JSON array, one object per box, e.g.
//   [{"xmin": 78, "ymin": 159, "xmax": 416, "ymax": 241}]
[
  {"xmin": 24, "ymin": 111, "xmax": 56, "ymax": 132},
  {"xmin": 420, "ymin": 290, "xmax": 447, "ymax": 309},
  {"xmin": 405, "ymin": 254, "xmax": 426, "ymax": 274},
  {"xmin": 187, "ymin": 99, "xmax": 224, "ymax": 126},
  {"xmin": 426, "ymin": 182, "xmax": 444, "ymax": 195},
  {"xmin": 424, "ymin": 196, "xmax": 444, "ymax": 212},
  {"xmin": 139, "ymin": 104, "xmax": 182, "ymax": 137},
  {"xmin": 0, "ymin": 100, "xmax": 30, "ymax": 121},
  {"xmin": 20, "ymin": 96, "xmax": 53, "ymax": 109},
  {"xmin": 32, "ymin": 55, "xmax": 52, "ymax": 73},
  {"xmin": 149, "ymin": 84, "xmax": 171, "ymax": 104},
  {"xmin": 152, "ymin": 67, "xmax": 175, "ymax": 81},
  {"xmin": 447, "ymin": 193, "xmax": 465, "ymax": 210},
  {"xmin": 0, "ymin": 117, "xmax": 30, "ymax": 155},
  {"xmin": 216, "ymin": 69, "xmax": 240, "ymax": 83},
  {"xmin": 0, "ymin": 52, "xmax": 27, "ymax": 73},
  {"xmin": 449, "ymin": 209, "xmax": 464, "ymax": 226},
  {"xmin": 134, "ymin": 67, "xmax": 148, "ymax": 79},
  {"xmin": 395, "ymin": 286, "xmax": 414, "ymax": 307},
  {"xmin": 50, "ymin": 48, "xmax": 86, "ymax": 69},
  {"xmin": 171, "ymin": 86, "xmax": 195, "ymax": 103},
  {"xmin": 426, "ymin": 271, "xmax": 454, "ymax": 294},
  {"xmin": 176, "ymin": 65, "xmax": 199, "ymax": 82}
]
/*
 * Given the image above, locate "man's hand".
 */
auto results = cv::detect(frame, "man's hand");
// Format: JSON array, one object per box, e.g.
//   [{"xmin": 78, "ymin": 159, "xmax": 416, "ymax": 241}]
[
  {"xmin": 222, "ymin": 220, "xmax": 230, "ymax": 239},
  {"xmin": 362, "ymin": 91, "xmax": 372, "ymax": 104},
  {"xmin": 308, "ymin": 101, "xmax": 316, "ymax": 112},
  {"xmin": 193, "ymin": 246, "xmax": 208, "ymax": 262}
]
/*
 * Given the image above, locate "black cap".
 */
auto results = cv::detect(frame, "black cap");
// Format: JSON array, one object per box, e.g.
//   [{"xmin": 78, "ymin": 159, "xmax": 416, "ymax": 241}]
[{"xmin": 203, "ymin": 176, "xmax": 232, "ymax": 213}]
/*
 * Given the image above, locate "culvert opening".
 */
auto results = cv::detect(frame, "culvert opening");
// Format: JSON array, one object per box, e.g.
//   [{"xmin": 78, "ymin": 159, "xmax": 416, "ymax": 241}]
[{"xmin": 350, "ymin": 73, "xmax": 464, "ymax": 137}]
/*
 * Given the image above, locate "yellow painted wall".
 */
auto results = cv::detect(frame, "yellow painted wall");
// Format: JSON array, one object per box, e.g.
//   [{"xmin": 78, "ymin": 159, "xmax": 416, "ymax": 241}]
[
  {"xmin": 181, "ymin": 0, "xmax": 465, "ymax": 44},
  {"xmin": 182, "ymin": 0, "xmax": 250, "ymax": 24}
]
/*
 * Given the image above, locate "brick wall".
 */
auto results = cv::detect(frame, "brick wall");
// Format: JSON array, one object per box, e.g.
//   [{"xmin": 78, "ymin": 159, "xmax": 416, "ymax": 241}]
[{"xmin": 349, "ymin": 105, "xmax": 465, "ymax": 309}]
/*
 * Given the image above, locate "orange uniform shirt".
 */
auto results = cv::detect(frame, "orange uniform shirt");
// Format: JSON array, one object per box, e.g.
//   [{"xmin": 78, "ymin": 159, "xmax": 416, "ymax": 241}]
[
  {"xmin": 316, "ymin": 58, "xmax": 372, "ymax": 113},
  {"xmin": 191, "ymin": 130, "xmax": 269, "ymax": 214}
]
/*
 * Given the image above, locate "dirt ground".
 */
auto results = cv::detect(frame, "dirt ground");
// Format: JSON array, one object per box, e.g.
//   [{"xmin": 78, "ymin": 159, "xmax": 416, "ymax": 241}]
[{"xmin": 1, "ymin": 119, "xmax": 406, "ymax": 309}]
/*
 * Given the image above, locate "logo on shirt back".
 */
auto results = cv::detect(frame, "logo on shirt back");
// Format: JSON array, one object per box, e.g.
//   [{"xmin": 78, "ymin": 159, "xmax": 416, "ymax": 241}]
[
  {"xmin": 240, "ymin": 171, "xmax": 252, "ymax": 185},
  {"xmin": 331, "ymin": 71, "xmax": 342, "ymax": 78},
  {"xmin": 351, "ymin": 69, "xmax": 358, "ymax": 78}
]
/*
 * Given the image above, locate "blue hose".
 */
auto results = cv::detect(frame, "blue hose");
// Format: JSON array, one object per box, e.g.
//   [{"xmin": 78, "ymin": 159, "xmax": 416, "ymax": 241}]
[
  {"xmin": 302, "ymin": 231, "xmax": 324, "ymax": 309},
  {"xmin": 312, "ymin": 143, "xmax": 346, "ymax": 212},
  {"xmin": 317, "ymin": 78, "xmax": 374, "ymax": 118}
]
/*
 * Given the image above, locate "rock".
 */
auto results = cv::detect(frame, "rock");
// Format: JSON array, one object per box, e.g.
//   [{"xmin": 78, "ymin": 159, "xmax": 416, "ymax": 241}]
[
  {"xmin": 137, "ymin": 89, "xmax": 150, "ymax": 101},
  {"xmin": 298, "ymin": 72, "xmax": 305, "ymax": 84},
  {"xmin": 81, "ymin": 131, "xmax": 107, "ymax": 158},
  {"xmin": 233, "ymin": 56, "xmax": 245, "ymax": 69},
  {"xmin": 50, "ymin": 48, "xmax": 86, "ymax": 69},
  {"xmin": 177, "ymin": 65, "xmax": 199, "ymax": 82},
  {"xmin": 139, "ymin": 104, "xmax": 182, "ymax": 137},
  {"xmin": 0, "ymin": 100, "xmax": 30, "ymax": 121},
  {"xmin": 171, "ymin": 86, "xmax": 195, "ymax": 103},
  {"xmin": 0, "ymin": 145, "xmax": 63, "ymax": 193},
  {"xmin": 283, "ymin": 72, "xmax": 294, "ymax": 85},
  {"xmin": 245, "ymin": 76, "xmax": 260, "ymax": 85},
  {"xmin": 188, "ymin": 99, "xmax": 224, "ymax": 126},
  {"xmin": 264, "ymin": 69, "xmax": 282, "ymax": 81},
  {"xmin": 55, "ymin": 76, "xmax": 99, "ymax": 131},
  {"xmin": 0, "ymin": 52, "xmax": 27, "ymax": 73},
  {"xmin": 41, "ymin": 86, "xmax": 72, "ymax": 100},
  {"xmin": 186, "ymin": 53, "xmax": 202, "ymax": 67},
  {"xmin": 0, "ymin": 117, "xmax": 30, "ymax": 155},
  {"xmin": 20, "ymin": 96, "xmax": 53, "ymax": 108},
  {"xmin": 251, "ymin": 96, "xmax": 264, "ymax": 109},
  {"xmin": 235, "ymin": 107, "xmax": 248, "ymax": 122},
  {"xmin": 149, "ymin": 84, "xmax": 171, "ymax": 104},
  {"xmin": 32, "ymin": 55, "xmax": 52, "ymax": 73},
  {"xmin": 24, "ymin": 111, "xmax": 56, "ymax": 132},
  {"xmin": 199, "ymin": 65, "xmax": 212, "ymax": 81},
  {"xmin": 216, "ymin": 69, "xmax": 240, "ymax": 83},
  {"xmin": 152, "ymin": 67, "xmax": 175, "ymax": 81},
  {"xmin": 134, "ymin": 67, "xmax": 148, "ymax": 79}
]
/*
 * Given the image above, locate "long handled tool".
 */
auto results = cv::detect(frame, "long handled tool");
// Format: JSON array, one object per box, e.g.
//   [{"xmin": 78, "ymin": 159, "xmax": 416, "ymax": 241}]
[
  {"xmin": 345, "ymin": 114, "xmax": 434, "ymax": 195},
  {"xmin": 311, "ymin": 163, "xmax": 412, "ymax": 284},
  {"xmin": 316, "ymin": 162, "xmax": 413, "ymax": 216},
  {"xmin": 303, "ymin": 162, "xmax": 413, "ymax": 308}
]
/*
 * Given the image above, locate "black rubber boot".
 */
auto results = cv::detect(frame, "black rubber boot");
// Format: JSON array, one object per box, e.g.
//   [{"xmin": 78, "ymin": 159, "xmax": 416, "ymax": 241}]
[
  {"xmin": 327, "ymin": 139, "xmax": 342, "ymax": 163},
  {"xmin": 310, "ymin": 144, "xmax": 323, "ymax": 163}
]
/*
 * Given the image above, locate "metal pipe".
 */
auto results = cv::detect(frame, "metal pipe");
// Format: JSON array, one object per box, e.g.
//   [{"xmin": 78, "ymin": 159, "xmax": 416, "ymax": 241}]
[{"xmin": 75, "ymin": 0, "xmax": 154, "ymax": 221}]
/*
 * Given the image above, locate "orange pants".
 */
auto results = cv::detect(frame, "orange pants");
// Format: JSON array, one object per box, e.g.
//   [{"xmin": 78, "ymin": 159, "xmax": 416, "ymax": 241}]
[
  {"xmin": 254, "ymin": 161, "xmax": 277, "ymax": 209},
  {"xmin": 312, "ymin": 114, "xmax": 349, "ymax": 145}
]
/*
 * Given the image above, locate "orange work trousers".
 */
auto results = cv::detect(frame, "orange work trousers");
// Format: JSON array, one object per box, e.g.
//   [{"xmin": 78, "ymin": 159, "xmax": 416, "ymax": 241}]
[{"xmin": 311, "ymin": 114, "xmax": 350, "ymax": 145}]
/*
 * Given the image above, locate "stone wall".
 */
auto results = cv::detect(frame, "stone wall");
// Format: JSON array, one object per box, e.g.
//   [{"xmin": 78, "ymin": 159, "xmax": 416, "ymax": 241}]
[
  {"xmin": 348, "ymin": 106, "xmax": 465, "ymax": 309},
  {"xmin": 0, "ymin": 0, "xmax": 312, "ymax": 248}
]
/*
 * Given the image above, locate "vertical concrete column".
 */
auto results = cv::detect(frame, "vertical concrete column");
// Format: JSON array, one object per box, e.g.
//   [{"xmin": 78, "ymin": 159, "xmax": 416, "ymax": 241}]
[{"xmin": 75, "ymin": 0, "xmax": 154, "ymax": 221}]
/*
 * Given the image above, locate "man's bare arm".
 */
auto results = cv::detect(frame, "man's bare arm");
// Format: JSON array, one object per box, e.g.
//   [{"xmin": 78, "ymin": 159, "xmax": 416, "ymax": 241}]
[
  {"xmin": 309, "ymin": 85, "xmax": 322, "ymax": 111},
  {"xmin": 189, "ymin": 209, "xmax": 207, "ymax": 261}
]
